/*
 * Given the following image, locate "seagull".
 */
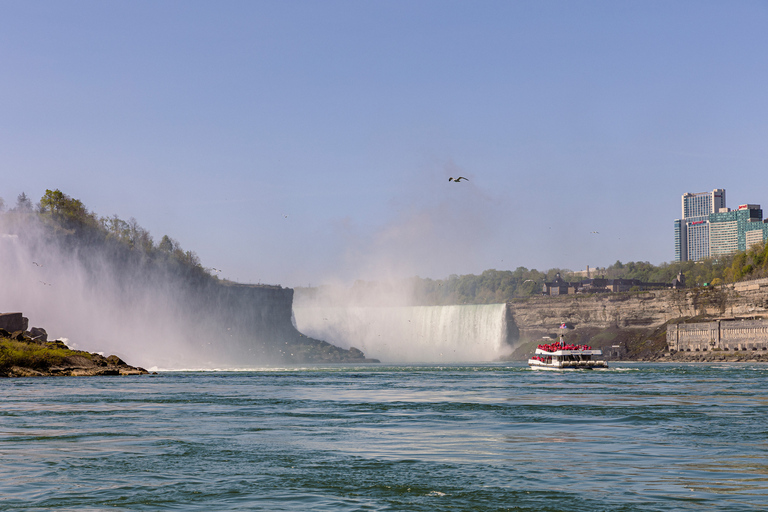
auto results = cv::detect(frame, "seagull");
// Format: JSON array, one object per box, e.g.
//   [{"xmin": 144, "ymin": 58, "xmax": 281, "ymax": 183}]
[
  {"xmin": 590, "ymin": 231, "xmax": 599, "ymax": 234},
  {"xmin": 32, "ymin": 262, "xmax": 42, "ymax": 267},
  {"xmin": 449, "ymin": 176, "xmax": 468, "ymax": 182}
]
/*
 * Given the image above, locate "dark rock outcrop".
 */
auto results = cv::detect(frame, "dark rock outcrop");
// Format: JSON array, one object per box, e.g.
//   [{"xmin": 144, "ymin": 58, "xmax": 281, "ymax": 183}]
[
  {"xmin": 0, "ymin": 322, "xmax": 149, "ymax": 378},
  {"xmin": 29, "ymin": 326, "xmax": 47, "ymax": 342},
  {"xmin": 0, "ymin": 312, "xmax": 28, "ymax": 333},
  {"xmin": 178, "ymin": 282, "xmax": 379, "ymax": 364}
]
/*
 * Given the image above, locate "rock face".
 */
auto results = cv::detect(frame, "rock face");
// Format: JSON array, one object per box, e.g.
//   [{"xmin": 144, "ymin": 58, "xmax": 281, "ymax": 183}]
[
  {"xmin": 0, "ymin": 312, "xmax": 28, "ymax": 332},
  {"xmin": 182, "ymin": 282, "xmax": 379, "ymax": 364},
  {"xmin": 505, "ymin": 278, "xmax": 768, "ymax": 360}
]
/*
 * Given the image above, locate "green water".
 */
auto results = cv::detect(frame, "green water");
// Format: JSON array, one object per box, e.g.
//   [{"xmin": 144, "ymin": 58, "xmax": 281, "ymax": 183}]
[{"xmin": 1, "ymin": 363, "xmax": 767, "ymax": 511}]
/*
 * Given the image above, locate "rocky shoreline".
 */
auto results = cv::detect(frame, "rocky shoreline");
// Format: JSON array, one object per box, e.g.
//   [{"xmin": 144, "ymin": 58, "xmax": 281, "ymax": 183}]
[
  {"xmin": 2, "ymin": 342, "xmax": 150, "ymax": 378},
  {"xmin": 638, "ymin": 350, "xmax": 768, "ymax": 363},
  {"xmin": 0, "ymin": 312, "xmax": 148, "ymax": 378}
]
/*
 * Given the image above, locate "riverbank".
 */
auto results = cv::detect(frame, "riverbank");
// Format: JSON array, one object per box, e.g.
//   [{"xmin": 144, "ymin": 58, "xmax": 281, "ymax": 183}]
[
  {"xmin": 640, "ymin": 349, "xmax": 768, "ymax": 363},
  {"xmin": 0, "ymin": 330, "xmax": 148, "ymax": 378}
]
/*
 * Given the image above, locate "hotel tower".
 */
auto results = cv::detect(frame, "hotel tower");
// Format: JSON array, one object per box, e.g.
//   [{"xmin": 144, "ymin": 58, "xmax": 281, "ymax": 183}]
[{"xmin": 674, "ymin": 189, "xmax": 726, "ymax": 262}]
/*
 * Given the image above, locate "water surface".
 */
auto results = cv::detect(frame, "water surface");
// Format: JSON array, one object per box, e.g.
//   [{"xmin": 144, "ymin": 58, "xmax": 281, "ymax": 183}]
[{"xmin": 2, "ymin": 363, "xmax": 767, "ymax": 511}]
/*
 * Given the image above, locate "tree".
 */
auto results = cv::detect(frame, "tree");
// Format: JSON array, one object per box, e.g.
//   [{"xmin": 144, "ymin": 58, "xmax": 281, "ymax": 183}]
[
  {"xmin": 38, "ymin": 189, "xmax": 96, "ymax": 230},
  {"xmin": 102, "ymin": 215, "xmax": 130, "ymax": 242},
  {"xmin": 39, "ymin": 189, "xmax": 67, "ymax": 214},
  {"xmin": 158, "ymin": 235, "xmax": 177, "ymax": 253},
  {"xmin": 14, "ymin": 192, "xmax": 33, "ymax": 212}
]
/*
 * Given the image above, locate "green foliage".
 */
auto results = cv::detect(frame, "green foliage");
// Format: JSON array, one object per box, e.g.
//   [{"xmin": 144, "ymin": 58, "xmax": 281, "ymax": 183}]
[
  {"xmin": 598, "ymin": 255, "xmax": 749, "ymax": 289},
  {"xmin": 0, "ymin": 189, "xmax": 212, "ymax": 281},
  {"xmin": 726, "ymin": 240, "xmax": 768, "ymax": 281},
  {"xmin": 39, "ymin": 189, "xmax": 99, "ymax": 232},
  {"xmin": 0, "ymin": 338, "xmax": 75, "ymax": 371},
  {"xmin": 337, "ymin": 243, "xmax": 768, "ymax": 306}
]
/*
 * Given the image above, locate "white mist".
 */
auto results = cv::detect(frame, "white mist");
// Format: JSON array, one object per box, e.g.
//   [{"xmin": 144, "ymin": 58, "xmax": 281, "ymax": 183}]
[{"xmin": 293, "ymin": 304, "xmax": 511, "ymax": 363}]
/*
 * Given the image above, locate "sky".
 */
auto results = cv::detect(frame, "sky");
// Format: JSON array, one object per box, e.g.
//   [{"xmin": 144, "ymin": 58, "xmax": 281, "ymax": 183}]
[{"xmin": 1, "ymin": 0, "xmax": 767, "ymax": 288}]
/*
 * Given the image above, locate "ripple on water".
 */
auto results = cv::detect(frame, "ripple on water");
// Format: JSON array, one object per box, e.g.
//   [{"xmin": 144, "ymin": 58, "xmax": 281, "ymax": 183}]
[{"xmin": 1, "ymin": 363, "xmax": 767, "ymax": 511}]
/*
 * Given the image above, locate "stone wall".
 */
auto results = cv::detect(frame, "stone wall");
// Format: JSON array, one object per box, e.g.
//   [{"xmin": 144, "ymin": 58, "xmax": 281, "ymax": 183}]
[{"xmin": 667, "ymin": 319, "xmax": 768, "ymax": 353}]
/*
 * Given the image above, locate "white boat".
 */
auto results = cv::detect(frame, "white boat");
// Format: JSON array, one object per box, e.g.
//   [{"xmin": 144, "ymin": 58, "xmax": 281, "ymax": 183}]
[{"xmin": 528, "ymin": 333, "xmax": 607, "ymax": 371}]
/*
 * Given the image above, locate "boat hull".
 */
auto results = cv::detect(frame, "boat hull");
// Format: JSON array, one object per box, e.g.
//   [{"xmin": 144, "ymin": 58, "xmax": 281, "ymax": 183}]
[
  {"xmin": 527, "ymin": 356, "xmax": 608, "ymax": 371},
  {"xmin": 528, "ymin": 359, "xmax": 607, "ymax": 370}
]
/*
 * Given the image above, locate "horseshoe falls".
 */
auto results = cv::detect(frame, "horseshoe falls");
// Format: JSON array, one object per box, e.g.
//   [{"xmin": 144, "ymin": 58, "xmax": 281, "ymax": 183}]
[{"xmin": 293, "ymin": 304, "xmax": 513, "ymax": 363}]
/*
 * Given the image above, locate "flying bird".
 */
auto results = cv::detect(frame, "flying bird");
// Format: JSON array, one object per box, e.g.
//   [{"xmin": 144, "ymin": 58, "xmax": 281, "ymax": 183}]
[
  {"xmin": 32, "ymin": 261, "xmax": 42, "ymax": 267},
  {"xmin": 590, "ymin": 231, "xmax": 600, "ymax": 234},
  {"xmin": 449, "ymin": 176, "xmax": 468, "ymax": 182}
]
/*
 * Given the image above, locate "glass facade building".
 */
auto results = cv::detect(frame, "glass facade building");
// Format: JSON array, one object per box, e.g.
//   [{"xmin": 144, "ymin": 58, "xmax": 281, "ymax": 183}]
[
  {"xmin": 675, "ymin": 190, "xmax": 768, "ymax": 262},
  {"xmin": 709, "ymin": 205, "xmax": 762, "ymax": 257},
  {"xmin": 673, "ymin": 219, "xmax": 686, "ymax": 263},
  {"xmin": 674, "ymin": 189, "xmax": 725, "ymax": 262}
]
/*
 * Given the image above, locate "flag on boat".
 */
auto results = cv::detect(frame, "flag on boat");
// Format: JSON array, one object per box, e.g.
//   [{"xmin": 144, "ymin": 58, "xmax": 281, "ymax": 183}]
[{"xmin": 560, "ymin": 323, "xmax": 567, "ymax": 329}]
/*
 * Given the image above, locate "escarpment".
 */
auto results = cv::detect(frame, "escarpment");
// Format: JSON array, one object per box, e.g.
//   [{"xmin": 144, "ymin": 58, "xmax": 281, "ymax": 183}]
[{"xmin": 505, "ymin": 279, "xmax": 768, "ymax": 360}]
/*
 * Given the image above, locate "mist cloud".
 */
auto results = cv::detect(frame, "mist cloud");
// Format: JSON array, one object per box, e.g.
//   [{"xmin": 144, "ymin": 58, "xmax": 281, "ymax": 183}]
[
  {"xmin": 0, "ymin": 213, "xmax": 280, "ymax": 369},
  {"xmin": 325, "ymin": 160, "xmax": 507, "ymax": 286}
]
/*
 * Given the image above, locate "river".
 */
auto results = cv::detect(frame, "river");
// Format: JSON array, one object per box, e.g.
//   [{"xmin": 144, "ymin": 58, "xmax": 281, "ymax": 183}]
[{"xmin": 2, "ymin": 363, "xmax": 767, "ymax": 511}]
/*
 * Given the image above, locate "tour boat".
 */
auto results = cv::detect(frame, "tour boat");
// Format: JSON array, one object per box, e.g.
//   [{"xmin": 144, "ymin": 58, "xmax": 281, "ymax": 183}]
[{"xmin": 528, "ymin": 332, "xmax": 607, "ymax": 371}]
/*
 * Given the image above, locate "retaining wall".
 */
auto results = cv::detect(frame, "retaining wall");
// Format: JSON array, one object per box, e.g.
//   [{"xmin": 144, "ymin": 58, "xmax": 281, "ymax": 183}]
[{"xmin": 667, "ymin": 318, "xmax": 768, "ymax": 352}]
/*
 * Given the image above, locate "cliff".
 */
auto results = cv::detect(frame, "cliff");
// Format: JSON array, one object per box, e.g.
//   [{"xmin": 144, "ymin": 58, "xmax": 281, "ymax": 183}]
[
  {"xmin": 183, "ymin": 281, "xmax": 379, "ymax": 364},
  {"xmin": 0, "ymin": 213, "xmax": 378, "ymax": 366},
  {"xmin": 505, "ymin": 279, "xmax": 768, "ymax": 360}
]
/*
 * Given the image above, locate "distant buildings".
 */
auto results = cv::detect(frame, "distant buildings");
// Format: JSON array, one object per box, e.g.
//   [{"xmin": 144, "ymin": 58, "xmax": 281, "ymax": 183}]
[
  {"xmin": 542, "ymin": 272, "xmax": 672, "ymax": 296},
  {"xmin": 674, "ymin": 189, "xmax": 768, "ymax": 262},
  {"xmin": 710, "ymin": 204, "xmax": 764, "ymax": 257},
  {"xmin": 674, "ymin": 189, "xmax": 725, "ymax": 262}
]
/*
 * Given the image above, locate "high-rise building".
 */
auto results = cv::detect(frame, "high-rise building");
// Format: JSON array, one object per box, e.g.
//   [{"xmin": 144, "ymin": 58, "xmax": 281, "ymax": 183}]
[
  {"xmin": 709, "ymin": 204, "xmax": 763, "ymax": 257},
  {"xmin": 675, "ymin": 189, "xmax": 768, "ymax": 262},
  {"xmin": 673, "ymin": 219, "xmax": 687, "ymax": 263},
  {"xmin": 674, "ymin": 189, "xmax": 725, "ymax": 262},
  {"xmin": 744, "ymin": 208, "xmax": 768, "ymax": 251}
]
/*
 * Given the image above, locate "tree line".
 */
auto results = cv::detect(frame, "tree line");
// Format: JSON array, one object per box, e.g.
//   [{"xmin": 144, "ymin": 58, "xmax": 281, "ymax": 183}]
[
  {"xmin": 5, "ymin": 189, "xmax": 768, "ymax": 304},
  {"xmin": 307, "ymin": 247, "xmax": 768, "ymax": 306},
  {"xmin": 2, "ymin": 190, "xmax": 210, "ymax": 281}
]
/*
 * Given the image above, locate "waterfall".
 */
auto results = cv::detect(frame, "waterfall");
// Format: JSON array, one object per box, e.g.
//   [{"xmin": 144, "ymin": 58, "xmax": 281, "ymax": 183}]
[{"xmin": 293, "ymin": 304, "xmax": 512, "ymax": 363}]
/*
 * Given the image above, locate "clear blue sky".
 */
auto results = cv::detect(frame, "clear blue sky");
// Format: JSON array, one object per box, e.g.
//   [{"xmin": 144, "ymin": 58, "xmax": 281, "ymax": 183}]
[{"xmin": 2, "ymin": 1, "xmax": 767, "ymax": 287}]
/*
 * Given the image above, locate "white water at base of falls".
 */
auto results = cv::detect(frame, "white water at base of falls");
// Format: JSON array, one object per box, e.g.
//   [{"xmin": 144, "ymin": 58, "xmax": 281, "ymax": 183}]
[{"xmin": 293, "ymin": 304, "xmax": 512, "ymax": 363}]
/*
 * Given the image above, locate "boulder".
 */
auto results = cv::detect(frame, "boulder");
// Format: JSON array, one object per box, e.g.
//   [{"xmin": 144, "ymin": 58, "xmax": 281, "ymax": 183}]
[
  {"xmin": 106, "ymin": 355, "xmax": 126, "ymax": 366},
  {"xmin": 0, "ymin": 313, "xmax": 28, "ymax": 333},
  {"xmin": 28, "ymin": 327, "xmax": 48, "ymax": 342}
]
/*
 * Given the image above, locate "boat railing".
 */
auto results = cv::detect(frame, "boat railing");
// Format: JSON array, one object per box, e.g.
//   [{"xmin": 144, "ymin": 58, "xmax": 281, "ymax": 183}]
[{"xmin": 537, "ymin": 343, "xmax": 593, "ymax": 352}]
